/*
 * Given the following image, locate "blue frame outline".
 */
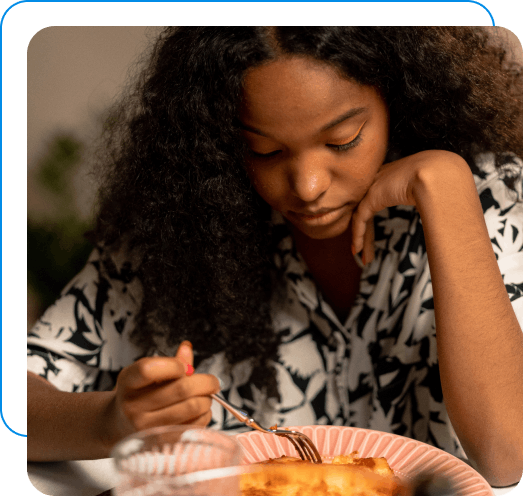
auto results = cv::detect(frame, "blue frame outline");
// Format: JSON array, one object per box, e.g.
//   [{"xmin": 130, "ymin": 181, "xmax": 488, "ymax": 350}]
[{"xmin": 1, "ymin": 0, "xmax": 495, "ymax": 439}]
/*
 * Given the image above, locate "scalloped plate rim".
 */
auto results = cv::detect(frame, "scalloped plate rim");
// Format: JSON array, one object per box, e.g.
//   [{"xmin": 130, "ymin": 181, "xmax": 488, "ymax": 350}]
[{"xmin": 233, "ymin": 425, "xmax": 493, "ymax": 496}]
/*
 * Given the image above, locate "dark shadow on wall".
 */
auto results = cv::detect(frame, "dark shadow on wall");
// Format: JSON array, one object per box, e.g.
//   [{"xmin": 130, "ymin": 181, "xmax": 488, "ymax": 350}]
[{"xmin": 27, "ymin": 135, "xmax": 94, "ymax": 326}]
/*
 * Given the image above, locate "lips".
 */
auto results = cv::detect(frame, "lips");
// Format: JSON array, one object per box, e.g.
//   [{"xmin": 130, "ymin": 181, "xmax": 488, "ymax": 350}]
[
  {"xmin": 286, "ymin": 203, "xmax": 353, "ymax": 226},
  {"xmin": 293, "ymin": 209, "xmax": 336, "ymax": 219},
  {"xmin": 291, "ymin": 204, "xmax": 349, "ymax": 217}
]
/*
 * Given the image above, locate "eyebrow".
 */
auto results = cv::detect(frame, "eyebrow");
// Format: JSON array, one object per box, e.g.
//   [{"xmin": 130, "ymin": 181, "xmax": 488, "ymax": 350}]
[{"xmin": 240, "ymin": 106, "xmax": 367, "ymax": 137}]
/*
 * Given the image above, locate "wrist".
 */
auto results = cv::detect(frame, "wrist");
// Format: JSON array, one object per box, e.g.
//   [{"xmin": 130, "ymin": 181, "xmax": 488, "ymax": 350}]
[
  {"xmin": 27, "ymin": 374, "xmax": 124, "ymax": 461},
  {"xmin": 410, "ymin": 151, "xmax": 475, "ymax": 212},
  {"xmin": 95, "ymin": 390, "xmax": 129, "ymax": 458}
]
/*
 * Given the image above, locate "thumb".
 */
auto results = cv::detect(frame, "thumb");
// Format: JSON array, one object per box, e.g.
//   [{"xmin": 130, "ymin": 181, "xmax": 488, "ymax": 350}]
[{"xmin": 175, "ymin": 340, "xmax": 194, "ymax": 375}]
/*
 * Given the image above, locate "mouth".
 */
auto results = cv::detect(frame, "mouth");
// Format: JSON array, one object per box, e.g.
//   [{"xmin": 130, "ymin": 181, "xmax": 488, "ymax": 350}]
[
  {"xmin": 286, "ymin": 203, "xmax": 354, "ymax": 226},
  {"xmin": 294, "ymin": 209, "xmax": 337, "ymax": 220}
]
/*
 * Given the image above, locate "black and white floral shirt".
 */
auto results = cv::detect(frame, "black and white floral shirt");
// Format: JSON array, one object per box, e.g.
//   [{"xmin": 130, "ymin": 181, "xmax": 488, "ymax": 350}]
[{"xmin": 27, "ymin": 153, "xmax": 523, "ymax": 458}]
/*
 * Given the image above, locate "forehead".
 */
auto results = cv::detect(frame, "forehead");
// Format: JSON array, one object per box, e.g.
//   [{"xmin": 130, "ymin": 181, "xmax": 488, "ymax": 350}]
[{"xmin": 240, "ymin": 56, "xmax": 383, "ymax": 133}]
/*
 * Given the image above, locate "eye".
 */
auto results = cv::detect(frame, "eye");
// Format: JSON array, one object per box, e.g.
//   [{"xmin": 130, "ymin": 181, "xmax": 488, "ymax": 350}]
[
  {"xmin": 247, "ymin": 149, "xmax": 282, "ymax": 159},
  {"xmin": 326, "ymin": 133, "xmax": 363, "ymax": 152},
  {"xmin": 249, "ymin": 133, "xmax": 361, "ymax": 158}
]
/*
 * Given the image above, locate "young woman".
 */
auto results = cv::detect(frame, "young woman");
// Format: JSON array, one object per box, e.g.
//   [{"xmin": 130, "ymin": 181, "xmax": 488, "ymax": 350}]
[{"xmin": 27, "ymin": 27, "xmax": 523, "ymax": 486}]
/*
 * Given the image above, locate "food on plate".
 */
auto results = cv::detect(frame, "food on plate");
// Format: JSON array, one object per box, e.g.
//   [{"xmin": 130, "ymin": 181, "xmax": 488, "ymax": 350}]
[
  {"xmin": 240, "ymin": 451, "xmax": 402, "ymax": 496},
  {"xmin": 332, "ymin": 452, "xmax": 395, "ymax": 478}
]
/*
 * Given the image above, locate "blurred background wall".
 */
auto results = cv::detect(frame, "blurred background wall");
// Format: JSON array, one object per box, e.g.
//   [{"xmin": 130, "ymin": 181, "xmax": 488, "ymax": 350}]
[
  {"xmin": 27, "ymin": 27, "xmax": 159, "ymax": 328},
  {"xmin": 26, "ymin": 27, "xmax": 523, "ymax": 330}
]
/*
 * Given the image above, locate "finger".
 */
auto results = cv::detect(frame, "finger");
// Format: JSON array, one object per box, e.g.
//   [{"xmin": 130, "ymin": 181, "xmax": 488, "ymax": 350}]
[
  {"xmin": 180, "ymin": 410, "xmax": 213, "ymax": 427},
  {"xmin": 362, "ymin": 218, "xmax": 375, "ymax": 265},
  {"xmin": 351, "ymin": 199, "xmax": 374, "ymax": 256},
  {"xmin": 175, "ymin": 341, "xmax": 194, "ymax": 372},
  {"xmin": 133, "ymin": 396, "xmax": 214, "ymax": 430},
  {"xmin": 126, "ymin": 374, "xmax": 221, "ymax": 412},
  {"xmin": 169, "ymin": 374, "xmax": 221, "ymax": 404},
  {"xmin": 118, "ymin": 357, "xmax": 187, "ymax": 391},
  {"xmin": 161, "ymin": 396, "xmax": 213, "ymax": 424}
]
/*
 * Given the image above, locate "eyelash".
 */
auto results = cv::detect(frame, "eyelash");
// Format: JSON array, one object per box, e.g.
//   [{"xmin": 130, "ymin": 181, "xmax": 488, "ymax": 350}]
[
  {"xmin": 248, "ymin": 132, "xmax": 363, "ymax": 159},
  {"xmin": 326, "ymin": 133, "xmax": 362, "ymax": 152}
]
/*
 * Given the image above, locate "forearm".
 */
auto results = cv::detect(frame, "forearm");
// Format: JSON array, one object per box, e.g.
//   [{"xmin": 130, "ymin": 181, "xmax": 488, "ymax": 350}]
[
  {"xmin": 27, "ymin": 372, "xmax": 118, "ymax": 461},
  {"xmin": 413, "ymin": 160, "xmax": 523, "ymax": 486}
]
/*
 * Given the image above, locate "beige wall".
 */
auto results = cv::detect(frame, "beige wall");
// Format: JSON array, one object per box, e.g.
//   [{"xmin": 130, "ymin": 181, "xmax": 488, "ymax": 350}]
[
  {"xmin": 28, "ymin": 26, "xmax": 153, "ymax": 169},
  {"xmin": 27, "ymin": 27, "xmax": 156, "ymax": 222},
  {"xmin": 492, "ymin": 26, "xmax": 523, "ymax": 63}
]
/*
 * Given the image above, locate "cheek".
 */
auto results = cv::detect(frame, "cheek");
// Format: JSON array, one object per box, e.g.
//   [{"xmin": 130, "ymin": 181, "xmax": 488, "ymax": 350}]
[
  {"xmin": 344, "ymin": 163, "xmax": 378, "ymax": 183},
  {"xmin": 348, "ymin": 130, "xmax": 388, "ymax": 183},
  {"xmin": 246, "ymin": 165, "xmax": 286, "ymax": 207},
  {"xmin": 339, "ymin": 153, "xmax": 382, "ymax": 190}
]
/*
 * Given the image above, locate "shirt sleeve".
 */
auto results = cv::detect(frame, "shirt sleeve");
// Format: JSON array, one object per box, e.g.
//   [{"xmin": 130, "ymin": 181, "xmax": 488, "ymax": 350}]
[
  {"xmin": 27, "ymin": 247, "xmax": 144, "ymax": 392},
  {"xmin": 477, "ymin": 153, "xmax": 523, "ymax": 330}
]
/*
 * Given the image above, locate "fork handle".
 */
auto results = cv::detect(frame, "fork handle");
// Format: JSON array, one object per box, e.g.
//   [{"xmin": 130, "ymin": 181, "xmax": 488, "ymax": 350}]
[
  {"xmin": 211, "ymin": 394, "xmax": 267, "ymax": 432},
  {"xmin": 211, "ymin": 394, "xmax": 250, "ymax": 421}
]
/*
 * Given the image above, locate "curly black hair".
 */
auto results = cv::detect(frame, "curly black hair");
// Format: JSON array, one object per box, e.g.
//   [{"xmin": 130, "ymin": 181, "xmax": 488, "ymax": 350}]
[{"xmin": 90, "ymin": 27, "xmax": 523, "ymax": 394}]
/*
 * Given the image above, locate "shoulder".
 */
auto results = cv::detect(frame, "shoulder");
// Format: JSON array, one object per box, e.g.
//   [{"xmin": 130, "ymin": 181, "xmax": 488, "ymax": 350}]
[
  {"xmin": 473, "ymin": 152, "xmax": 523, "ymax": 260},
  {"xmin": 28, "ymin": 244, "xmax": 144, "ymax": 372},
  {"xmin": 57, "ymin": 244, "xmax": 143, "ymax": 316},
  {"xmin": 474, "ymin": 152, "xmax": 523, "ymax": 208}
]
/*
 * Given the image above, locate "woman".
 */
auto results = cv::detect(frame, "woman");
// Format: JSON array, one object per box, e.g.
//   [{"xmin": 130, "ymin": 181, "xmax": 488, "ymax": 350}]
[{"xmin": 27, "ymin": 27, "xmax": 523, "ymax": 486}]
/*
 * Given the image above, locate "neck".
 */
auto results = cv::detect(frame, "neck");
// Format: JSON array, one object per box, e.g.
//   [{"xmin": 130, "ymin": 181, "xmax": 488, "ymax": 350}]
[{"xmin": 290, "ymin": 223, "xmax": 353, "ymax": 256}]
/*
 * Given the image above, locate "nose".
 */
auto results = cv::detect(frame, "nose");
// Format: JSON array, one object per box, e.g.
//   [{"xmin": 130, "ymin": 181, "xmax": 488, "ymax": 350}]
[{"xmin": 287, "ymin": 152, "xmax": 331, "ymax": 203}]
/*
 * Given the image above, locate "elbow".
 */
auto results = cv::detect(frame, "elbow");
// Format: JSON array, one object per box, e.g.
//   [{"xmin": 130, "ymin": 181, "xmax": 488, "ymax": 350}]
[
  {"xmin": 483, "ymin": 468, "xmax": 522, "ymax": 488},
  {"xmin": 465, "ymin": 443, "xmax": 523, "ymax": 488}
]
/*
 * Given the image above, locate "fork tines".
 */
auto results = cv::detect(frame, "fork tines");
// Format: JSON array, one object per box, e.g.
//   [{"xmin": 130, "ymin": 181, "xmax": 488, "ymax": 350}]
[{"xmin": 276, "ymin": 431, "xmax": 322, "ymax": 464}]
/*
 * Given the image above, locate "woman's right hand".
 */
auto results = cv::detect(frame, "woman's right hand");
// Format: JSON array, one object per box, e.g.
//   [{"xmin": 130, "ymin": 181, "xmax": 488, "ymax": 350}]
[{"xmin": 106, "ymin": 341, "xmax": 220, "ymax": 447}]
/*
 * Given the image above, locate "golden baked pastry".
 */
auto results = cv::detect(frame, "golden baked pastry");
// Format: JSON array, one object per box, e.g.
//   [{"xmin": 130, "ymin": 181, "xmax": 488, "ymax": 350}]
[
  {"xmin": 332, "ymin": 452, "xmax": 395, "ymax": 478},
  {"xmin": 240, "ymin": 451, "xmax": 402, "ymax": 496}
]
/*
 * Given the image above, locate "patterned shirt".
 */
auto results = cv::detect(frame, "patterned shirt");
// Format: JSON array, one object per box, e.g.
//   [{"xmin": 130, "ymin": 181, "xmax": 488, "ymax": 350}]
[{"xmin": 27, "ymin": 152, "xmax": 523, "ymax": 458}]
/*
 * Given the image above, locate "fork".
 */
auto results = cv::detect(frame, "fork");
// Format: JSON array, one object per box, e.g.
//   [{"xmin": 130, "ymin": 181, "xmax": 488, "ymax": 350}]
[
  {"xmin": 153, "ymin": 350, "xmax": 322, "ymax": 463},
  {"xmin": 211, "ymin": 393, "xmax": 322, "ymax": 463}
]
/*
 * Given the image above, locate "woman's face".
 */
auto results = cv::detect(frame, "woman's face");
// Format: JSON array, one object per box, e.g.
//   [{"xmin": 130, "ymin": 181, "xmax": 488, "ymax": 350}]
[{"xmin": 240, "ymin": 56, "xmax": 389, "ymax": 240}]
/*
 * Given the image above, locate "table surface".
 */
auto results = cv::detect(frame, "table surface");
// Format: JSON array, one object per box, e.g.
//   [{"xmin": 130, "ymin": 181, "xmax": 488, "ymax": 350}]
[{"xmin": 27, "ymin": 458, "xmax": 520, "ymax": 496}]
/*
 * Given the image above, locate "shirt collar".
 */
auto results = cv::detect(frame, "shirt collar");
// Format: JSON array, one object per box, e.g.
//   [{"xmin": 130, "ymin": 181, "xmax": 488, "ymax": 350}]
[{"xmin": 271, "ymin": 210, "xmax": 349, "ymax": 330}]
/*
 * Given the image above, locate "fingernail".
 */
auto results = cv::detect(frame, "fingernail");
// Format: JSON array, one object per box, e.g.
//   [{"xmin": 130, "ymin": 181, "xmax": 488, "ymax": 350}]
[
  {"xmin": 180, "ymin": 340, "xmax": 193, "ymax": 349},
  {"xmin": 185, "ymin": 364, "xmax": 195, "ymax": 376},
  {"xmin": 362, "ymin": 253, "xmax": 366, "ymax": 266},
  {"xmin": 351, "ymin": 245, "xmax": 356, "ymax": 256}
]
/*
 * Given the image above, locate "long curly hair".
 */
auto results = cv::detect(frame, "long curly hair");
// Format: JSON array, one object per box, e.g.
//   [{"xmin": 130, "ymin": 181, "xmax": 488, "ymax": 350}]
[{"xmin": 91, "ymin": 27, "xmax": 523, "ymax": 389}]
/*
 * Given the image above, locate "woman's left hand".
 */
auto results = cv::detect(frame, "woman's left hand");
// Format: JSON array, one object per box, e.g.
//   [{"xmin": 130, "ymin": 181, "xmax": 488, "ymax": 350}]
[{"xmin": 350, "ymin": 149, "xmax": 469, "ymax": 264}]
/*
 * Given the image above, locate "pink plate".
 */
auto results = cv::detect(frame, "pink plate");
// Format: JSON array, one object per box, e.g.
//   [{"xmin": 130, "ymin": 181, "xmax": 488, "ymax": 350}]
[{"xmin": 234, "ymin": 425, "xmax": 493, "ymax": 496}]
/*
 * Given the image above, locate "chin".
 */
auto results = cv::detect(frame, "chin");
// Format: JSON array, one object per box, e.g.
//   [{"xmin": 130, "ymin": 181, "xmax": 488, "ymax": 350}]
[{"xmin": 295, "ymin": 217, "xmax": 352, "ymax": 240}]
